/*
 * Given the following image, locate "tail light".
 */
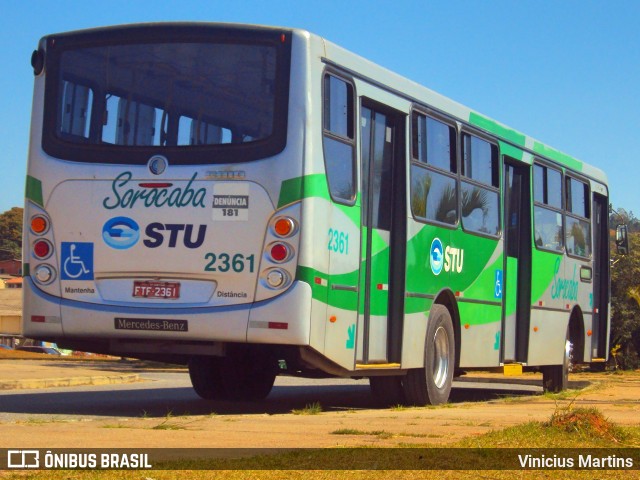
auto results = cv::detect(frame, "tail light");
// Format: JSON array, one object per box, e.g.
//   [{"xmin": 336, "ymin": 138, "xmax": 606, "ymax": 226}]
[
  {"xmin": 29, "ymin": 212, "xmax": 58, "ymax": 286},
  {"xmin": 273, "ymin": 217, "xmax": 297, "ymax": 237},
  {"xmin": 269, "ymin": 242, "xmax": 291, "ymax": 263},
  {"xmin": 30, "ymin": 215, "xmax": 49, "ymax": 235},
  {"xmin": 33, "ymin": 239, "xmax": 52, "ymax": 259},
  {"xmin": 256, "ymin": 210, "xmax": 300, "ymax": 299}
]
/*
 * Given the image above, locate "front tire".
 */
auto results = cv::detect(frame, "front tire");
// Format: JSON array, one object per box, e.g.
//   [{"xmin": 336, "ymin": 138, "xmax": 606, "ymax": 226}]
[{"xmin": 403, "ymin": 304, "xmax": 455, "ymax": 405}]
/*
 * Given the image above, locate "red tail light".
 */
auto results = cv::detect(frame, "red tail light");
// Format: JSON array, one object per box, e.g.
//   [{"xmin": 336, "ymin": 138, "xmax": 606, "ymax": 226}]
[
  {"xmin": 33, "ymin": 240, "xmax": 52, "ymax": 259},
  {"xmin": 270, "ymin": 243, "xmax": 289, "ymax": 262}
]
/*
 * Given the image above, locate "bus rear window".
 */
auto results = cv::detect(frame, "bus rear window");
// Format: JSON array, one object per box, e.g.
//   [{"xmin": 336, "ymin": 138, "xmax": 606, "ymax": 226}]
[{"xmin": 42, "ymin": 26, "xmax": 290, "ymax": 164}]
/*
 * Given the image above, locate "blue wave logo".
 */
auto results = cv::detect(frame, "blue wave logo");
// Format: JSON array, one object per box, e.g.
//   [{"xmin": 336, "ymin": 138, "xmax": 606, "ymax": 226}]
[
  {"xmin": 102, "ymin": 217, "xmax": 140, "ymax": 250},
  {"xmin": 430, "ymin": 237, "xmax": 444, "ymax": 276}
]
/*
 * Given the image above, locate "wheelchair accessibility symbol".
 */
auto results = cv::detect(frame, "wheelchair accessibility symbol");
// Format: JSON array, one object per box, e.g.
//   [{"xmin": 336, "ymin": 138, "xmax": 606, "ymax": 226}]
[
  {"xmin": 61, "ymin": 242, "xmax": 94, "ymax": 280},
  {"xmin": 494, "ymin": 269, "xmax": 503, "ymax": 299}
]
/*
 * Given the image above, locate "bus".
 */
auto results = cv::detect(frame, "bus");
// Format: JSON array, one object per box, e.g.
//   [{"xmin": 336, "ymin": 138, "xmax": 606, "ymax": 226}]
[{"xmin": 24, "ymin": 23, "xmax": 613, "ymax": 405}]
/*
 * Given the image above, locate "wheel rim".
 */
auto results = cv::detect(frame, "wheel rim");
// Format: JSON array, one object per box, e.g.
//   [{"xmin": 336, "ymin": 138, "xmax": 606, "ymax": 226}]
[
  {"xmin": 432, "ymin": 325, "xmax": 450, "ymax": 389},
  {"xmin": 564, "ymin": 337, "xmax": 573, "ymax": 372}
]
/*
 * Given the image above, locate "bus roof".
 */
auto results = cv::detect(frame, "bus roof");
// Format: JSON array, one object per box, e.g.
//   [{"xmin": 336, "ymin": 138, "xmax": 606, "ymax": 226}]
[
  {"xmin": 305, "ymin": 28, "xmax": 607, "ymax": 186},
  {"xmin": 39, "ymin": 22, "xmax": 607, "ymax": 186}
]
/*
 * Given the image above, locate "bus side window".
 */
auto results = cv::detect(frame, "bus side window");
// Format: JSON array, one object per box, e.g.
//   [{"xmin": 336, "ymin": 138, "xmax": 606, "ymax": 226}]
[
  {"xmin": 533, "ymin": 163, "xmax": 564, "ymax": 252},
  {"xmin": 60, "ymin": 80, "xmax": 93, "ymax": 139},
  {"xmin": 410, "ymin": 112, "xmax": 458, "ymax": 225},
  {"xmin": 460, "ymin": 133, "xmax": 500, "ymax": 236},
  {"xmin": 322, "ymin": 74, "xmax": 355, "ymax": 203},
  {"xmin": 565, "ymin": 177, "xmax": 591, "ymax": 257}
]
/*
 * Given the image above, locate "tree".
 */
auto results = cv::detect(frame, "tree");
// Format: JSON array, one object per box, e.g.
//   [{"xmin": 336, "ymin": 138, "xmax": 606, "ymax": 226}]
[
  {"xmin": 0, "ymin": 207, "xmax": 23, "ymax": 261},
  {"xmin": 610, "ymin": 231, "xmax": 640, "ymax": 369},
  {"xmin": 610, "ymin": 206, "xmax": 640, "ymax": 233}
]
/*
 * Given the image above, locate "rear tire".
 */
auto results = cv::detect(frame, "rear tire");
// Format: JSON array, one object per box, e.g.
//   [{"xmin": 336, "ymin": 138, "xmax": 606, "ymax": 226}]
[
  {"xmin": 542, "ymin": 329, "xmax": 571, "ymax": 393},
  {"xmin": 189, "ymin": 351, "xmax": 278, "ymax": 401},
  {"xmin": 218, "ymin": 350, "xmax": 277, "ymax": 401},
  {"xmin": 188, "ymin": 356, "xmax": 227, "ymax": 400},
  {"xmin": 403, "ymin": 304, "xmax": 455, "ymax": 405}
]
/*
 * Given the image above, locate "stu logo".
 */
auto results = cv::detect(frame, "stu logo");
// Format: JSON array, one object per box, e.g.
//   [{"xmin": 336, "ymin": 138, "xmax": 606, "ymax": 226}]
[
  {"xmin": 429, "ymin": 238, "xmax": 465, "ymax": 275},
  {"xmin": 143, "ymin": 223, "xmax": 207, "ymax": 249}
]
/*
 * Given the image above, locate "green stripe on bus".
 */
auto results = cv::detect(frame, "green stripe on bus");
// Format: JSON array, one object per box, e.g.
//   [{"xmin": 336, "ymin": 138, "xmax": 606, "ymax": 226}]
[
  {"xmin": 279, "ymin": 174, "xmax": 361, "ymax": 225},
  {"xmin": 23, "ymin": 263, "xmax": 30, "ymax": 278},
  {"xmin": 469, "ymin": 112, "xmax": 526, "ymax": 146},
  {"xmin": 26, "ymin": 175, "xmax": 43, "ymax": 206},
  {"xmin": 278, "ymin": 173, "xmax": 329, "ymax": 207},
  {"xmin": 499, "ymin": 141, "xmax": 524, "ymax": 162},
  {"xmin": 533, "ymin": 142, "xmax": 582, "ymax": 171}
]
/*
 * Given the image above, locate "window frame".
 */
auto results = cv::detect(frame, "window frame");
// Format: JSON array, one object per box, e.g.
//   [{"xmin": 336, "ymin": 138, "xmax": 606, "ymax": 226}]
[
  {"xmin": 409, "ymin": 108, "xmax": 459, "ymax": 229},
  {"xmin": 565, "ymin": 174, "xmax": 592, "ymax": 260},
  {"xmin": 533, "ymin": 160, "xmax": 565, "ymax": 254},
  {"xmin": 459, "ymin": 129, "xmax": 501, "ymax": 239},
  {"xmin": 321, "ymin": 69, "xmax": 357, "ymax": 206}
]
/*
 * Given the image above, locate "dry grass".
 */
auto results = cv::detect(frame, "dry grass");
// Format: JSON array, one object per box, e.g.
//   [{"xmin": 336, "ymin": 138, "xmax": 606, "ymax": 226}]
[{"xmin": 546, "ymin": 406, "xmax": 627, "ymax": 443}]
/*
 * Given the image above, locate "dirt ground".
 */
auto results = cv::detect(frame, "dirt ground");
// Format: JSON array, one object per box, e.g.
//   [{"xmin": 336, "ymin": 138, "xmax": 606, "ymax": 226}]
[
  {"xmin": 2, "ymin": 288, "xmax": 638, "ymax": 450},
  {"xmin": 1, "ymin": 370, "xmax": 639, "ymax": 449}
]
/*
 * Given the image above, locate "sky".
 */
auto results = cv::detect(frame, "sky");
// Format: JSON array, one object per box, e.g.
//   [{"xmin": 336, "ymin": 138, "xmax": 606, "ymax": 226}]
[{"xmin": 1, "ymin": 0, "xmax": 638, "ymax": 215}]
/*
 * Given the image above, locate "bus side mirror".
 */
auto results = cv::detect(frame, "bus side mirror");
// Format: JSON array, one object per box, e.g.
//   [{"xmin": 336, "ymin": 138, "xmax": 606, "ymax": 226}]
[{"xmin": 615, "ymin": 224, "xmax": 629, "ymax": 255}]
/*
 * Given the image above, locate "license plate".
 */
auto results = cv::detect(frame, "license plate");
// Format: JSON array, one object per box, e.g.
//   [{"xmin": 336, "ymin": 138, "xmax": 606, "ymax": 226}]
[{"xmin": 133, "ymin": 281, "xmax": 180, "ymax": 299}]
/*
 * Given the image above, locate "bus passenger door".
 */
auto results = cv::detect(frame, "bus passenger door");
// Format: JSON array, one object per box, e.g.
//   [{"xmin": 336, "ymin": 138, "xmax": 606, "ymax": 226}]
[
  {"xmin": 502, "ymin": 159, "xmax": 532, "ymax": 363},
  {"xmin": 592, "ymin": 193, "xmax": 610, "ymax": 359},
  {"xmin": 357, "ymin": 101, "xmax": 407, "ymax": 365}
]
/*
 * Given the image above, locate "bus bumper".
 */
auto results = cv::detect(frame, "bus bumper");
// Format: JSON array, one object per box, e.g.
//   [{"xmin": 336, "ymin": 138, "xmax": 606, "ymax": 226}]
[{"xmin": 23, "ymin": 278, "xmax": 312, "ymax": 347}]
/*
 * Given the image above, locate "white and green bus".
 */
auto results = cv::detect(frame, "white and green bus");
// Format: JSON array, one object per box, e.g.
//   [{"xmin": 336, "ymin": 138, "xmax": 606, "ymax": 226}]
[{"xmin": 24, "ymin": 23, "xmax": 613, "ymax": 404}]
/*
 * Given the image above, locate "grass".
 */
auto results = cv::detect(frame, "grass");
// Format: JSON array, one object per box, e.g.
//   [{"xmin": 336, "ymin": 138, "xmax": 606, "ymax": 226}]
[
  {"xmin": 151, "ymin": 411, "xmax": 200, "ymax": 431},
  {"xmin": 5, "ymin": 371, "xmax": 639, "ymax": 479},
  {"xmin": 331, "ymin": 428, "xmax": 393, "ymax": 439},
  {"xmin": 4, "ymin": 408, "xmax": 640, "ymax": 479},
  {"xmin": 16, "ymin": 416, "xmax": 68, "ymax": 425},
  {"xmin": 291, "ymin": 401, "xmax": 322, "ymax": 415}
]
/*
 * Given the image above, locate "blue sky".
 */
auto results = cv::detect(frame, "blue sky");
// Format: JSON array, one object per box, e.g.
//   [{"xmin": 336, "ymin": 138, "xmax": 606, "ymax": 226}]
[{"xmin": 1, "ymin": 0, "xmax": 638, "ymax": 214}]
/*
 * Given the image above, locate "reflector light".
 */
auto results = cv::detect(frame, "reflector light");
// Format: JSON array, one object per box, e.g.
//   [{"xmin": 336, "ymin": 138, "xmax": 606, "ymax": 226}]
[
  {"xmin": 266, "ymin": 269, "xmax": 285, "ymax": 288},
  {"xmin": 32, "ymin": 316, "xmax": 45, "ymax": 323},
  {"xmin": 34, "ymin": 265, "xmax": 54, "ymax": 284},
  {"xmin": 33, "ymin": 240, "xmax": 51, "ymax": 259},
  {"xmin": 31, "ymin": 216, "xmax": 48, "ymax": 234},
  {"xmin": 270, "ymin": 243, "xmax": 289, "ymax": 262},
  {"xmin": 274, "ymin": 217, "xmax": 295, "ymax": 237},
  {"xmin": 268, "ymin": 322, "xmax": 288, "ymax": 330}
]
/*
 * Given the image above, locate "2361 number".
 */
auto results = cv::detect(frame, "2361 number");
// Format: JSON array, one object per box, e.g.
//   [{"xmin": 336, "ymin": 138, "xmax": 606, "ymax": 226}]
[
  {"xmin": 327, "ymin": 228, "xmax": 349, "ymax": 255},
  {"xmin": 204, "ymin": 253, "xmax": 255, "ymax": 273}
]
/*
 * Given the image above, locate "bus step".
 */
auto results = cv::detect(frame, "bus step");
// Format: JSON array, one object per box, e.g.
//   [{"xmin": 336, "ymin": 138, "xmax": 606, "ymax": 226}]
[
  {"xmin": 503, "ymin": 363, "xmax": 523, "ymax": 376},
  {"xmin": 355, "ymin": 363, "xmax": 401, "ymax": 370}
]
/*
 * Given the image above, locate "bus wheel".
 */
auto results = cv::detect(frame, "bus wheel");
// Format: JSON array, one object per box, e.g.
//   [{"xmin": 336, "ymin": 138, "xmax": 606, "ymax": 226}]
[
  {"xmin": 188, "ymin": 356, "xmax": 227, "ymax": 400},
  {"xmin": 370, "ymin": 376, "xmax": 405, "ymax": 406},
  {"xmin": 542, "ymin": 330, "xmax": 572, "ymax": 393},
  {"xmin": 403, "ymin": 305, "xmax": 455, "ymax": 405},
  {"xmin": 218, "ymin": 353, "xmax": 277, "ymax": 401}
]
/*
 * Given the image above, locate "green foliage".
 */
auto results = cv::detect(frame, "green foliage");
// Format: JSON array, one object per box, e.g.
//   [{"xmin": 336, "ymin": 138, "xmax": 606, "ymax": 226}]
[
  {"xmin": 609, "ymin": 206, "xmax": 640, "ymax": 233},
  {"xmin": 291, "ymin": 401, "xmax": 323, "ymax": 415},
  {"xmin": 0, "ymin": 207, "xmax": 23, "ymax": 261},
  {"xmin": 610, "ymin": 230, "xmax": 640, "ymax": 369}
]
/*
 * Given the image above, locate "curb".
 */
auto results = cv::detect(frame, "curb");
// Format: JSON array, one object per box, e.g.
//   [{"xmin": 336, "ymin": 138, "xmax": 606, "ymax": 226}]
[{"xmin": 0, "ymin": 373, "xmax": 140, "ymax": 390}]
